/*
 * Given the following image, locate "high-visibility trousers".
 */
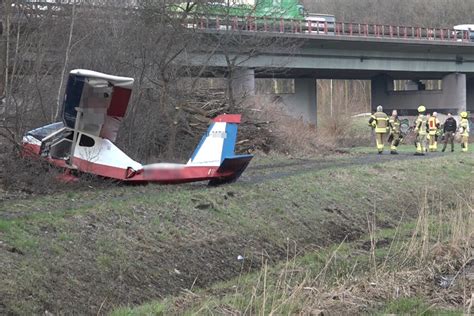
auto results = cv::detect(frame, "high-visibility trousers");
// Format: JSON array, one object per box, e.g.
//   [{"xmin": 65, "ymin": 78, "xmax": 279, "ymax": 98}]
[
  {"xmin": 416, "ymin": 133, "xmax": 427, "ymax": 153},
  {"xmin": 389, "ymin": 133, "xmax": 401, "ymax": 151},
  {"xmin": 428, "ymin": 131, "xmax": 438, "ymax": 151},
  {"xmin": 375, "ymin": 133, "xmax": 386, "ymax": 152},
  {"xmin": 461, "ymin": 134, "xmax": 469, "ymax": 152}
]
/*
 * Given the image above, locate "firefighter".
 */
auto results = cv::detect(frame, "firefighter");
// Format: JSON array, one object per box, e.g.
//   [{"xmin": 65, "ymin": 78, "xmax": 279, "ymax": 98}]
[
  {"xmin": 427, "ymin": 111, "xmax": 441, "ymax": 151},
  {"xmin": 414, "ymin": 105, "xmax": 428, "ymax": 156},
  {"xmin": 441, "ymin": 113, "xmax": 457, "ymax": 152},
  {"xmin": 388, "ymin": 110, "xmax": 401, "ymax": 154},
  {"xmin": 425, "ymin": 113, "xmax": 430, "ymax": 152},
  {"xmin": 368, "ymin": 105, "xmax": 389, "ymax": 154},
  {"xmin": 459, "ymin": 111, "xmax": 470, "ymax": 152}
]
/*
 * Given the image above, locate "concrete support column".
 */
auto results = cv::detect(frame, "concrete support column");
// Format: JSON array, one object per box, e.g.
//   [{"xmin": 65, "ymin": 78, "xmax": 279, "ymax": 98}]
[
  {"xmin": 280, "ymin": 78, "xmax": 317, "ymax": 124},
  {"xmin": 371, "ymin": 74, "xmax": 393, "ymax": 112},
  {"xmin": 467, "ymin": 78, "xmax": 474, "ymax": 113},
  {"xmin": 371, "ymin": 73, "xmax": 466, "ymax": 115},
  {"xmin": 228, "ymin": 68, "xmax": 255, "ymax": 102},
  {"xmin": 443, "ymin": 73, "xmax": 466, "ymax": 113}
]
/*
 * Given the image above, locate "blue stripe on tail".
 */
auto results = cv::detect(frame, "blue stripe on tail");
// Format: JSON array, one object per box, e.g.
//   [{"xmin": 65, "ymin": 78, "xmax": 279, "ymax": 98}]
[{"xmin": 221, "ymin": 123, "xmax": 238, "ymax": 163}]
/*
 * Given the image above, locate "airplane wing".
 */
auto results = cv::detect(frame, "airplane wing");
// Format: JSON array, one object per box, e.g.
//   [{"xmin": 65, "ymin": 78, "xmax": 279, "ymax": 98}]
[{"xmin": 62, "ymin": 69, "xmax": 134, "ymax": 142}]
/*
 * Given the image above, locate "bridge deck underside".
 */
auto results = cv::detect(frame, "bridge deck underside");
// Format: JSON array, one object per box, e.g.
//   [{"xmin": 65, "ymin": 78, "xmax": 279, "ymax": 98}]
[
  {"xmin": 192, "ymin": 67, "xmax": 474, "ymax": 80},
  {"xmin": 187, "ymin": 34, "xmax": 474, "ymax": 80}
]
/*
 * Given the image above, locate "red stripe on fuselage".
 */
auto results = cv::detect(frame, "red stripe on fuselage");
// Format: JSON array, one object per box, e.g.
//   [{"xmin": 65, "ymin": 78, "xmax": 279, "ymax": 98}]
[
  {"xmin": 22, "ymin": 143, "xmax": 41, "ymax": 156},
  {"xmin": 72, "ymin": 157, "xmax": 237, "ymax": 183},
  {"xmin": 21, "ymin": 143, "xmax": 68, "ymax": 168},
  {"xmin": 21, "ymin": 144, "xmax": 241, "ymax": 184}
]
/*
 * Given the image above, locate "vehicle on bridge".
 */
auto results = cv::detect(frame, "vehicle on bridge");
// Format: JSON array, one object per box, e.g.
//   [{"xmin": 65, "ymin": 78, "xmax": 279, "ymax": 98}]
[
  {"xmin": 22, "ymin": 69, "xmax": 253, "ymax": 185},
  {"xmin": 175, "ymin": 0, "xmax": 335, "ymax": 33},
  {"xmin": 454, "ymin": 24, "xmax": 474, "ymax": 41}
]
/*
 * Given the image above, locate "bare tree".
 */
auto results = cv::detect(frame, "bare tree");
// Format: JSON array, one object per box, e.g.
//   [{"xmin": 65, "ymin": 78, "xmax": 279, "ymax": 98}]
[
  {"xmin": 54, "ymin": 1, "xmax": 76, "ymax": 121},
  {"xmin": 0, "ymin": 0, "xmax": 11, "ymax": 99}
]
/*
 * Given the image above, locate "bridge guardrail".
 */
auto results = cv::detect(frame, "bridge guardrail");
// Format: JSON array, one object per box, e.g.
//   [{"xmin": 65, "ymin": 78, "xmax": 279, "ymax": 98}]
[
  {"xmin": 6, "ymin": 3, "xmax": 472, "ymax": 43},
  {"xmin": 190, "ymin": 16, "xmax": 472, "ymax": 43}
]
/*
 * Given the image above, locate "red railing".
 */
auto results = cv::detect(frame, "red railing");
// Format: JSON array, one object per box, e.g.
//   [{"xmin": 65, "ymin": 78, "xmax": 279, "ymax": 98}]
[{"xmin": 190, "ymin": 16, "xmax": 473, "ymax": 43}]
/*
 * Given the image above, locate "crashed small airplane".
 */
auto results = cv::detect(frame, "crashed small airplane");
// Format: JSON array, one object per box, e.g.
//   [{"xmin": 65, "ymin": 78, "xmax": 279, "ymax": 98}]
[{"xmin": 22, "ymin": 69, "xmax": 253, "ymax": 185}]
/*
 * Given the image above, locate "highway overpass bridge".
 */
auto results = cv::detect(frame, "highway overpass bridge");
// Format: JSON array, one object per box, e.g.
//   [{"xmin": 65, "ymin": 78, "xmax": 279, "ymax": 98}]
[{"xmin": 185, "ymin": 24, "xmax": 474, "ymax": 123}]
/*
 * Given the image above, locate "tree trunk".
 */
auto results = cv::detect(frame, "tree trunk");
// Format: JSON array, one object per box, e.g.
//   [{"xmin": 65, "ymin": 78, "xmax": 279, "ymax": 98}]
[
  {"xmin": 0, "ymin": 0, "xmax": 11, "ymax": 99},
  {"xmin": 54, "ymin": 2, "xmax": 76, "ymax": 122}
]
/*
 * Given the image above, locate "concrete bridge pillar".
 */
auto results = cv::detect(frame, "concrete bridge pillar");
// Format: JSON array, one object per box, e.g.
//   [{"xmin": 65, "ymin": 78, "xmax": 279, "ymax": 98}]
[
  {"xmin": 280, "ymin": 78, "xmax": 317, "ymax": 125},
  {"xmin": 467, "ymin": 78, "xmax": 474, "ymax": 113},
  {"xmin": 371, "ymin": 73, "xmax": 467, "ymax": 115},
  {"xmin": 228, "ymin": 68, "xmax": 255, "ymax": 102}
]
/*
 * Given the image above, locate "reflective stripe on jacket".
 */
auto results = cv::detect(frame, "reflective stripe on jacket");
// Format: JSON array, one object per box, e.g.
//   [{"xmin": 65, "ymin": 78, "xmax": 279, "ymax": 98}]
[
  {"xmin": 428, "ymin": 117, "xmax": 440, "ymax": 135},
  {"xmin": 373, "ymin": 111, "xmax": 389, "ymax": 133},
  {"xmin": 389, "ymin": 116, "xmax": 401, "ymax": 134},
  {"xmin": 415, "ymin": 114, "xmax": 428, "ymax": 135}
]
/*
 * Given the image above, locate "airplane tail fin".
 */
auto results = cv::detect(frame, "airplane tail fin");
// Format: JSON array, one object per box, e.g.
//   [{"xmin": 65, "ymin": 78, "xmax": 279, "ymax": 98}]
[
  {"xmin": 208, "ymin": 154, "xmax": 253, "ymax": 186},
  {"xmin": 186, "ymin": 114, "xmax": 247, "ymax": 167}
]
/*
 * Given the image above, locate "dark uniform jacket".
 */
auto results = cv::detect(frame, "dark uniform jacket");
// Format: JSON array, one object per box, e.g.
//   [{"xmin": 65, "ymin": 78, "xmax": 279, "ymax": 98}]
[{"xmin": 443, "ymin": 117, "xmax": 457, "ymax": 133}]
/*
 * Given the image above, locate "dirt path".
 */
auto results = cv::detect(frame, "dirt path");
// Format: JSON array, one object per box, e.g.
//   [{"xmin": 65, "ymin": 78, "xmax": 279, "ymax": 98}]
[{"xmin": 242, "ymin": 151, "xmax": 448, "ymax": 184}]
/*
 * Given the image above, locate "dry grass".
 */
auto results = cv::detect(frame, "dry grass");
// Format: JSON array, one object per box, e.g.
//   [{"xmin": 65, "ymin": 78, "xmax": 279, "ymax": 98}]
[
  {"xmin": 152, "ymin": 188, "xmax": 473, "ymax": 315},
  {"xmin": 284, "ymin": 189, "xmax": 472, "ymax": 314},
  {"xmin": 244, "ymin": 97, "xmax": 370, "ymax": 156}
]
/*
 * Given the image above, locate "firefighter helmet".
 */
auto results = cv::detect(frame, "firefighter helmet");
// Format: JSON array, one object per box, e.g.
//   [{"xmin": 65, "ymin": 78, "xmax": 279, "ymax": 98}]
[
  {"xmin": 460, "ymin": 111, "xmax": 468, "ymax": 118},
  {"xmin": 418, "ymin": 105, "xmax": 426, "ymax": 113}
]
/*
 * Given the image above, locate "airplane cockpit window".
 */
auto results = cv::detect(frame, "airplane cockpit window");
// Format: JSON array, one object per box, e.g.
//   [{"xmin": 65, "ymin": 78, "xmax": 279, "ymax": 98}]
[
  {"xmin": 79, "ymin": 134, "xmax": 95, "ymax": 147},
  {"xmin": 27, "ymin": 122, "xmax": 64, "ymax": 141},
  {"xmin": 41, "ymin": 128, "xmax": 73, "ymax": 159}
]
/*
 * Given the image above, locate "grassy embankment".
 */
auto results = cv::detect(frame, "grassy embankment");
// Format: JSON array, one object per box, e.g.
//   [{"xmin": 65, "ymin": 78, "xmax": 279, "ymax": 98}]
[
  {"xmin": 0, "ymin": 148, "xmax": 472, "ymax": 314},
  {"xmin": 115, "ymin": 193, "xmax": 473, "ymax": 315}
]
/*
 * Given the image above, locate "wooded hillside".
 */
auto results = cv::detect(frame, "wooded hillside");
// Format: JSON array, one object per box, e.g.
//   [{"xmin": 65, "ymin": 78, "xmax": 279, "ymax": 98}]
[{"xmin": 304, "ymin": 0, "xmax": 474, "ymax": 27}]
